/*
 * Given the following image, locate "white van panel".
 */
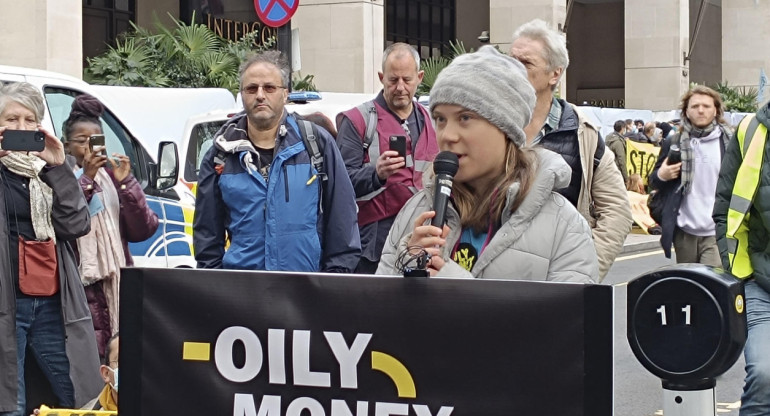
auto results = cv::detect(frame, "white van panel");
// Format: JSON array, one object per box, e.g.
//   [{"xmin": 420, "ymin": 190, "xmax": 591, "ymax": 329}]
[
  {"xmin": 0, "ymin": 65, "xmax": 205, "ymax": 268},
  {"xmin": 90, "ymin": 85, "xmax": 236, "ymax": 154}
]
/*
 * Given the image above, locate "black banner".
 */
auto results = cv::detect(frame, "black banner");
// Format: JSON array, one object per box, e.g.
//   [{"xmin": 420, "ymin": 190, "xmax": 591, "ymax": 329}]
[{"xmin": 120, "ymin": 269, "xmax": 613, "ymax": 415}]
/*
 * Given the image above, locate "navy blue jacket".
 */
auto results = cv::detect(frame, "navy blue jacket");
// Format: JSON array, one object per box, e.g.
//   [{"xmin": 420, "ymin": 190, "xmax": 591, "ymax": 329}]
[
  {"xmin": 650, "ymin": 132, "xmax": 727, "ymax": 258},
  {"xmin": 193, "ymin": 111, "xmax": 360, "ymax": 272}
]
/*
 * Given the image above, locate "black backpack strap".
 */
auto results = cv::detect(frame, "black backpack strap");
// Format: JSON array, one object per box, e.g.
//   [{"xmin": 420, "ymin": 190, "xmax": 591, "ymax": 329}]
[
  {"xmin": 297, "ymin": 119, "xmax": 327, "ymax": 183},
  {"xmin": 593, "ymin": 135, "xmax": 606, "ymax": 172}
]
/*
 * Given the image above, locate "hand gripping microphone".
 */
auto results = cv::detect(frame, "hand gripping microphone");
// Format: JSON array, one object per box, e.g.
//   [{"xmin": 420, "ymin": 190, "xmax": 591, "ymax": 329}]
[{"xmin": 431, "ymin": 151, "xmax": 460, "ymax": 227}]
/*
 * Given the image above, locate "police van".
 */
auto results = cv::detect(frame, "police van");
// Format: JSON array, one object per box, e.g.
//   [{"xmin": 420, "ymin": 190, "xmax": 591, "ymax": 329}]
[{"xmin": 0, "ymin": 65, "xmax": 236, "ymax": 268}]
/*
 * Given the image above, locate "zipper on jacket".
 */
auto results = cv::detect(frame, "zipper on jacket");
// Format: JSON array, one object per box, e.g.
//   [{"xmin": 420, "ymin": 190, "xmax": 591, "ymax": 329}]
[{"xmin": 284, "ymin": 164, "xmax": 290, "ymax": 203}]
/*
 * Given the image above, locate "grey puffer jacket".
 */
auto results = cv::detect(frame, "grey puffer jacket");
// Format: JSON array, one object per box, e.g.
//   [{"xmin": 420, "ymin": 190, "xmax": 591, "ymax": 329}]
[{"xmin": 376, "ymin": 148, "xmax": 598, "ymax": 282}]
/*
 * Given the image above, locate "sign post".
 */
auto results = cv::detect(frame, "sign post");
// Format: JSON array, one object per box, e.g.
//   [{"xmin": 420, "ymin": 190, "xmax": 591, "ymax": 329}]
[{"xmin": 254, "ymin": 0, "xmax": 298, "ymax": 81}]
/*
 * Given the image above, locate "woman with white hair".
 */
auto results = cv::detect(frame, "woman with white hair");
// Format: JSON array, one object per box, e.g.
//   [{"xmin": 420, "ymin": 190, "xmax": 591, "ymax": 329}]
[
  {"xmin": 376, "ymin": 46, "xmax": 598, "ymax": 282},
  {"xmin": 0, "ymin": 82, "xmax": 101, "ymax": 415}
]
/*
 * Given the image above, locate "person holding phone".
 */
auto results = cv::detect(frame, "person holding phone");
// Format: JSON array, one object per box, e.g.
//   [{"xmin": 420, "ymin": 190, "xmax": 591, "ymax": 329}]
[
  {"xmin": 61, "ymin": 94, "xmax": 158, "ymax": 359},
  {"xmin": 0, "ymin": 82, "xmax": 102, "ymax": 415},
  {"xmin": 376, "ymin": 46, "xmax": 597, "ymax": 282},
  {"xmin": 336, "ymin": 43, "xmax": 439, "ymax": 274},
  {"xmin": 650, "ymin": 85, "xmax": 732, "ymax": 265}
]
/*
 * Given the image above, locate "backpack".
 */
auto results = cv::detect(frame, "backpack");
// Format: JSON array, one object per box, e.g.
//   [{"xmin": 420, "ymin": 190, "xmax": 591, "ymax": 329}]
[
  {"xmin": 336, "ymin": 101, "xmax": 378, "ymax": 161},
  {"xmin": 296, "ymin": 118, "xmax": 327, "ymax": 184}
]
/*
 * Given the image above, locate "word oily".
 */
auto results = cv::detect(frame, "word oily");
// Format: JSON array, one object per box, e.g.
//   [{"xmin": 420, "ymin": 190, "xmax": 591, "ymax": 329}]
[{"xmin": 192, "ymin": 326, "xmax": 456, "ymax": 416}]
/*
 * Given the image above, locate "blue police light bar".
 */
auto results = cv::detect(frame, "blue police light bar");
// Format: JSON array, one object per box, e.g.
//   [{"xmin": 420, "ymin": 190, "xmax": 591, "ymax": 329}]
[{"xmin": 288, "ymin": 91, "xmax": 322, "ymax": 103}]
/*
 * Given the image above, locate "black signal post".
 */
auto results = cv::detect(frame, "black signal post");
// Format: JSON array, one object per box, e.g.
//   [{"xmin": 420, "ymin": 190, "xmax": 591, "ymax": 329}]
[{"xmin": 627, "ymin": 264, "xmax": 746, "ymax": 415}]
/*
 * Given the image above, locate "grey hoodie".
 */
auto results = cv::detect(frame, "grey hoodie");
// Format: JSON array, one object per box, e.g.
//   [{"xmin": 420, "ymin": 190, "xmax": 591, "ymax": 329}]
[{"xmin": 376, "ymin": 148, "xmax": 598, "ymax": 282}]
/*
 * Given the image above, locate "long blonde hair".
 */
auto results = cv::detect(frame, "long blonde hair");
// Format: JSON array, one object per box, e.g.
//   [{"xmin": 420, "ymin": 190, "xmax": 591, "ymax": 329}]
[{"xmin": 450, "ymin": 141, "xmax": 538, "ymax": 232}]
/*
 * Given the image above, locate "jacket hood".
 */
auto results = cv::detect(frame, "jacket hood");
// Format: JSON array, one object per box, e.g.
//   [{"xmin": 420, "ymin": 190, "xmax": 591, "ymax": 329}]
[
  {"xmin": 757, "ymin": 101, "xmax": 770, "ymax": 127},
  {"xmin": 605, "ymin": 131, "xmax": 624, "ymax": 143},
  {"xmin": 213, "ymin": 110, "xmax": 294, "ymax": 155},
  {"xmin": 501, "ymin": 147, "xmax": 571, "ymax": 224},
  {"xmin": 214, "ymin": 111, "xmax": 253, "ymax": 154},
  {"xmin": 423, "ymin": 147, "xmax": 571, "ymax": 225}
]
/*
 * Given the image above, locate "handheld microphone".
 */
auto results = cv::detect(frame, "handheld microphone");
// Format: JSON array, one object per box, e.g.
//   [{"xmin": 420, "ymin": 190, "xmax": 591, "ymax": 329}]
[{"xmin": 431, "ymin": 151, "xmax": 460, "ymax": 228}]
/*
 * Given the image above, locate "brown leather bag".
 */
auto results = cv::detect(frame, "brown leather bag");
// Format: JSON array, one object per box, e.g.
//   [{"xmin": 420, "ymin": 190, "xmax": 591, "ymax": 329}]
[{"xmin": 18, "ymin": 235, "xmax": 59, "ymax": 296}]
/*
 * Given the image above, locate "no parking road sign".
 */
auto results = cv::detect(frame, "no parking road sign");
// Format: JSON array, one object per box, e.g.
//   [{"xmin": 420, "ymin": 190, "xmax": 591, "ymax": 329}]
[{"xmin": 255, "ymin": 0, "xmax": 299, "ymax": 27}]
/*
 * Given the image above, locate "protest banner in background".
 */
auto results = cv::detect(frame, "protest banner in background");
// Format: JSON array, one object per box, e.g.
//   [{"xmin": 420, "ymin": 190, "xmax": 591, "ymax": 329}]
[
  {"xmin": 120, "ymin": 269, "xmax": 613, "ymax": 416},
  {"xmin": 626, "ymin": 140, "xmax": 660, "ymax": 185}
]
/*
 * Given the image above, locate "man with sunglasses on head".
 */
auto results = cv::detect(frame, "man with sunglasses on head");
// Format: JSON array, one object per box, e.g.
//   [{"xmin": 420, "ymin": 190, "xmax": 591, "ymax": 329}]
[{"xmin": 194, "ymin": 50, "xmax": 360, "ymax": 273}]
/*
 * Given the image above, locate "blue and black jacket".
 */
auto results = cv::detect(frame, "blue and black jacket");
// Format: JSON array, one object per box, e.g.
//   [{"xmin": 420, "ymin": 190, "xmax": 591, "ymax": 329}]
[{"xmin": 193, "ymin": 110, "xmax": 361, "ymax": 273}]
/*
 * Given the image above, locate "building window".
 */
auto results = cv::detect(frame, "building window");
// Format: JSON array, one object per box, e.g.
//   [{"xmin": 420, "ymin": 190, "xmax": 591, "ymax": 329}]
[
  {"xmin": 82, "ymin": 0, "xmax": 136, "ymax": 64},
  {"xmin": 386, "ymin": 0, "xmax": 455, "ymax": 59}
]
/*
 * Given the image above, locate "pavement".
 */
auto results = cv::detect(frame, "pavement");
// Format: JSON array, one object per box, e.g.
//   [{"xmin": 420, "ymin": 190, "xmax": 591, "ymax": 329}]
[{"xmin": 621, "ymin": 227, "xmax": 662, "ymax": 255}]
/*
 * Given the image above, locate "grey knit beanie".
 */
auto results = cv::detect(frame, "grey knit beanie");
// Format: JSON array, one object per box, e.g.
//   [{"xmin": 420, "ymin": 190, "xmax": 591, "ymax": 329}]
[{"xmin": 429, "ymin": 45, "xmax": 535, "ymax": 148}]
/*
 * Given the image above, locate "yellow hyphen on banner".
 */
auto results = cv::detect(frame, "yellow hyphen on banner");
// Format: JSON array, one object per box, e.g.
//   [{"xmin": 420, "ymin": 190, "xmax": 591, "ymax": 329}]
[
  {"xmin": 625, "ymin": 140, "xmax": 660, "ymax": 186},
  {"xmin": 37, "ymin": 405, "xmax": 116, "ymax": 416}
]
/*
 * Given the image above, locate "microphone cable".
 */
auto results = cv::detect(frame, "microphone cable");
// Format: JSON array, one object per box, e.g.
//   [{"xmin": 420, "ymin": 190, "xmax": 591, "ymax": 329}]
[{"xmin": 396, "ymin": 245, "xmax": 431, "ymax": 277}]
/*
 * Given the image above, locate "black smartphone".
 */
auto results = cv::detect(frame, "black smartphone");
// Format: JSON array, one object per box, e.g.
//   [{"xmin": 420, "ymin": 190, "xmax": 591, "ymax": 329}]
[
  {"xmin": 2, "ymin": 129, "xmax": 45, "ymax": 152},
  {"xmin": 89, "ymin": 134, "xmax": 106, "ymax": 155},
  {"xmin": 667, "ymin": 144, "xmax": 681, "ymax": 164},
  {"xmin": 389, "ymin": 135, "xmax": 407, "ymax": 159}
]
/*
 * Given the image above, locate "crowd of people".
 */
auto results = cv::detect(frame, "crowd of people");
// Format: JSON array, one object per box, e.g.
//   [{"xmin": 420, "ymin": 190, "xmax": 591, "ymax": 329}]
[{"xmin": 0, "ymin": 17, "xmax": 766, "ymax": 416}]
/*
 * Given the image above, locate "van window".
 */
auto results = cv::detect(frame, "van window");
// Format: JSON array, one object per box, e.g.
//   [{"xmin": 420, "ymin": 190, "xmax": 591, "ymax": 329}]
[
  {"xmin": 184, "ymin": 119, "xmax": 227, "ymax": 182},
  {"xmin": 44, "ymin": 87, "xmax": 141, "ymax": 177}
]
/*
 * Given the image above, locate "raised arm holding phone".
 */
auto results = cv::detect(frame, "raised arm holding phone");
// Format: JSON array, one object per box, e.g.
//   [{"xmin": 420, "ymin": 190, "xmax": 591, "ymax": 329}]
[{"xmin": 61, "ymin": 94, "xmax": 158, "ymax": 359}]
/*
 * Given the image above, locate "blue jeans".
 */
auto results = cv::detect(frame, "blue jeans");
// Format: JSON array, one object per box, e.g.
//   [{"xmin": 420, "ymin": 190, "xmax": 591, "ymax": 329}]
[
  {"xmin": 0, "ymin": 296, "xmax": 73, "ymax": 416},
  {"xmin": 740, "ymin": 280, "xmax": 770, "ymax": 416}
]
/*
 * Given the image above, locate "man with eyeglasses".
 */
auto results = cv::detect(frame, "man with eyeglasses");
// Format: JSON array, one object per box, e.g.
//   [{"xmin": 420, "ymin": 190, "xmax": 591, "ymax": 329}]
[
  {"xmin": 193, "ymin": 51, "xmax": 360, "ymax": 273},
  {"xmin": 336, "ymin": 43, "xmax": 439, "ymax": 274}
]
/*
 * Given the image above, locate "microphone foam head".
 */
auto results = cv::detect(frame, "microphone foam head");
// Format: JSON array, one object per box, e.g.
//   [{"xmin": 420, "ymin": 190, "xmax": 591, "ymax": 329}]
[{"xmin": 433, "ymin": 151, "xmax": 459, "ymax": 176}]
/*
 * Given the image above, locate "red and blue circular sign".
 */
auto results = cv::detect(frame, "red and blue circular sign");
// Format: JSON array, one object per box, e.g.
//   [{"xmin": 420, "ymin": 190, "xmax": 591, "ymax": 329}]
[{"xmin": 254, "ymin": 0, "xmax": 299, "ymax": 28}]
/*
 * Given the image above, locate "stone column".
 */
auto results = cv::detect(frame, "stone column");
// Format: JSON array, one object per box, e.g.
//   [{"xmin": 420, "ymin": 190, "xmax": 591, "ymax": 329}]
[
  {"xmin": 292, "ymin": 0, "xmax": 383, "ymax": 93},
  {"xmin": 0, "ymin": 0, "xmax": 83, "ymax": 78},
  {"xmin": 722, "ymin": 0, "xmax": 770, "ymax": 102},
  {"xmin": 625, "ymin": 0, "xmax": 689, "ymax": 110}
]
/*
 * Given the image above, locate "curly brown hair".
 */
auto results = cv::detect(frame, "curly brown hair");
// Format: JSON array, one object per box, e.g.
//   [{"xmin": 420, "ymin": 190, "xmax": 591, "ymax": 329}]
[{"xmin": 679, "ymin": 85, "xmax": 726, "ymax": 126}]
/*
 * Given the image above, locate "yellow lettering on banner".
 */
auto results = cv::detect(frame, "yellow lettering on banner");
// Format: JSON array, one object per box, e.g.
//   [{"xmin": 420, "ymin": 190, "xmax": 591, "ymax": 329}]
[{"xmin": 625, "ymin": 140, "xmax": 660, "ymax": 185}]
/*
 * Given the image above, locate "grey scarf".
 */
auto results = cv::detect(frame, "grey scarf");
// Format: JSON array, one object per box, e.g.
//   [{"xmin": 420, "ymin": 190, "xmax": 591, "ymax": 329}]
[{"xmin": 676, "ymin": 118, "xmax": 731, "ymax": 194}]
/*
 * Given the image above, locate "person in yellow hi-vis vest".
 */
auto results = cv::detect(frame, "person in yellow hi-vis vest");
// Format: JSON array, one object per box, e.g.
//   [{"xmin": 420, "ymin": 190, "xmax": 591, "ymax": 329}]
[{"xmin": 714, "ymin": 104, "xmax": 770, "ymax": 416}]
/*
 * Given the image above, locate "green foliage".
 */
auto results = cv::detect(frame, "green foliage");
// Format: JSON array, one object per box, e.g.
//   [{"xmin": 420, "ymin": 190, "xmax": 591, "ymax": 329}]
[
  {"xmin": 447, "ymin": 40, "xmax": 472, "ymax": 57},
  {"xmin": 417, "ymin": 56, "xmax": 449, "ymax": 97},
  {"xmin": 85, "ymin": 13, "xmax": 276, "ymax": 94},
  {"xmin": 292, "ymin": 73, "xmax": 317, "ymax": 92},
  {"xmin": 711, "ymin": 81, "xmax": 758, "ymax": 113},
  {"xmin": 417, "ymin": 39, "xmax": 475, "ymax": 97}
]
